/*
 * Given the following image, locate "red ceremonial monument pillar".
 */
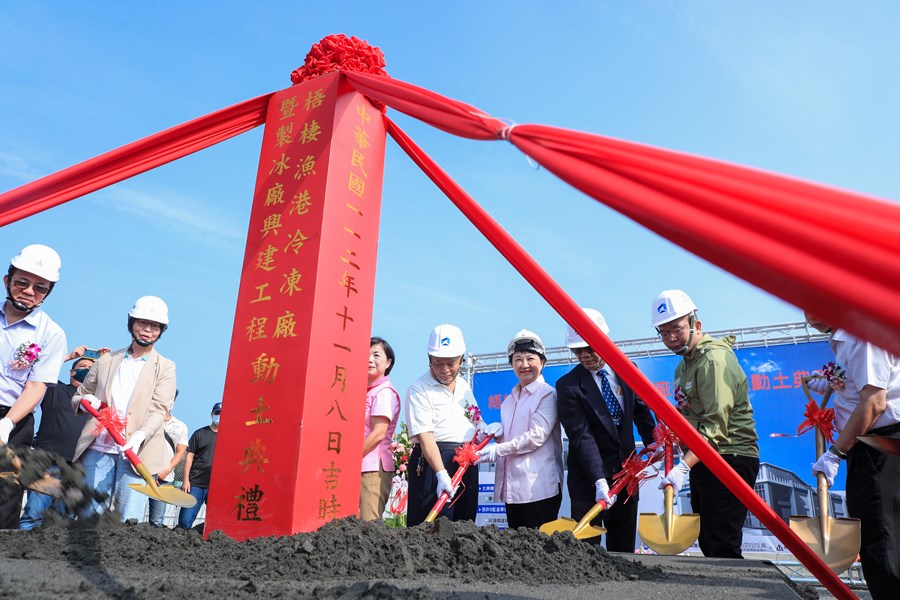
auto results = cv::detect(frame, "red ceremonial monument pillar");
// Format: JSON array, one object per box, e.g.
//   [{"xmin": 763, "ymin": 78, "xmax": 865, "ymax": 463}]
[{"xmin": 204, "ymin": 67, "xmax": 387, "ymax": 540}]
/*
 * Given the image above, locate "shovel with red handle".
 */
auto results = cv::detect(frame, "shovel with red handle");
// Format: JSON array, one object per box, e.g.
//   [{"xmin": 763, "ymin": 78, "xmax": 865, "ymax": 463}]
[
  {"xmin": 424, "ymin": 433, "xmax": 493, "ymax": 523},
  {"xmin": 80, "ymin": 399, "xmax": 196, "ymax": 508},
  {"xmin": 540, "ymin": 445, "xmax": 663, "ymax": 540}
]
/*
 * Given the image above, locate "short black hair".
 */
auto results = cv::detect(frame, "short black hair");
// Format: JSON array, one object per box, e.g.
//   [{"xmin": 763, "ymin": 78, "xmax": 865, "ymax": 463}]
[{"xmin": 370, "ymin": 337, "xmax": 395, "ymax": 375}]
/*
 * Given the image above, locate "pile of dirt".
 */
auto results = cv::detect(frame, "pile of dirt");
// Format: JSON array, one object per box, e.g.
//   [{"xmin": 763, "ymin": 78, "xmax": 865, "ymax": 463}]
[{"xmin": 1, "ymin": 517, "xmax": 661, "ymax": 585}]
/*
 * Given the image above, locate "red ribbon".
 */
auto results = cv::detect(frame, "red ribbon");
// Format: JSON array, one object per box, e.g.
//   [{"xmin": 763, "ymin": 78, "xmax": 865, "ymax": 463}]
[
  {"xmin": 611, "ymin": 446, "xmax": 663, "ymax": 501},
  {"xmin": 797, "ymin": 399, "xmax": 836, "ymax": 445},
  {"xmin": 453, "ymin": 441, "xmax": 479, "ymax": 467},
  {"xmin": 90, "ymin": 406, "xmax": 126, "ymax": 438}
]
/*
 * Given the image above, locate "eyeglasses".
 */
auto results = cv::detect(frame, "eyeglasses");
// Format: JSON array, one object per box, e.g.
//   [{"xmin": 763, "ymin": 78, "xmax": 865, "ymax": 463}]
[
  {"xmin": 133, "ymin": 319, "xmax": 162, "ymax": 331},
  {"xmin": 657, "ymin": 324, "xmax": 689, "ymax": 339},
  {"xmin": 571, "ymin": 346, "xmax": 594, "ymax": 355},
  {"xmin": 11, "ymin": 278, "xmax": 51, "ymax": 296}
]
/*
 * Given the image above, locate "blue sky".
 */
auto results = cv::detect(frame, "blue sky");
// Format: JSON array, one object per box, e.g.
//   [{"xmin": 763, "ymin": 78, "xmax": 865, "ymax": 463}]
[{"xmin": 2, "ymin": 1, "xmax": 898, "ymax": 434}]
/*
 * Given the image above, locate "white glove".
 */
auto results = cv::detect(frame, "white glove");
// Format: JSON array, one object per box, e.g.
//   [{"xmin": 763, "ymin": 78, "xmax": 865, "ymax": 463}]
[
  {"xmin": 595, "ymin": 478, "xmax": 617, "ymax": 507},
  {"xmin": 475, "ymin": 444, "xmax": 499, "ymax": 464},
  {"xmin": 659, "ymin": 461, "xmax": 691, "ymax": 493},
  {"xmin": 81, "ymin": 394, "xmax": 102, "ymax": 411},
  {"xmin": 476, "ymin": 422, "xmax": 503, "ymax": 443},
  {"xmin": 0, "ymin": 417, "xmax": 14, "ymax": 444},
  {"xmin": 435, "ymin": 469, "xmax": 456, "ymax": 500},
  {"xmin": 812, "ymin": 450, "xmax": 842, "ymax": 487},
  {"xmin": 807, "ymin": 374, "xmax": 829, "ymax": 395},
  {"xmin": 119, "ymin": 431, "xmax": 146, "ymax": 456}
]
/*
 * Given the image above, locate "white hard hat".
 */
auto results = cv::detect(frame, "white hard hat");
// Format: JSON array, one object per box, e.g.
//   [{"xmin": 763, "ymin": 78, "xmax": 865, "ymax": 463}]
[
  {"xmin": 427, "ymin": 324, "xmax": 466, "ymax": 358},
  {"xmin": 651, "ymin": 290, "xmax": 697, "ymax": 327},
  {"xmin": 129, "ymin": 296, "xmax": 170, "ymax": 325},
  {"xmin": 565, "ymin": 308, "xmax": 609, "ymax": 348},
  {"xmin": 10, "ymin": 244, "xmax": 61, "ymax": 282},
  {"xmin": 507, "ymin": 329, "xmax": 545, "ymax": 359}
]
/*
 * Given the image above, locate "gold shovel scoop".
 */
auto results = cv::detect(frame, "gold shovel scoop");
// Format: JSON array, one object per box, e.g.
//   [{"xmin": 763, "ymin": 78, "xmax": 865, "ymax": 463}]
[
  {"xmin": 638, "ymin": 433, "xmax": 699, "ymax": 555},
  {"xmin": 788, "ymin": 378, "xmax": 860, "ymax": 574}
]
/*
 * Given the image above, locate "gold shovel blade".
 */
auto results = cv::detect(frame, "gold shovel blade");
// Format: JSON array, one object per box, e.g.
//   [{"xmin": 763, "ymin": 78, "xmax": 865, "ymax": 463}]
[
  {"xmin": 638, "ymin": 511, "xmax": 700, "ymax": 555},
  {"xmin": 128, "ymin": 482, "xmax": 197, "ymax": 508},
  {"xmin": 539, "ymin": 517, "xmax": 606, "ymax": 540},
  {"xmin": 789, "ymin": 515, "xmax": 861, "ymax": 574}
]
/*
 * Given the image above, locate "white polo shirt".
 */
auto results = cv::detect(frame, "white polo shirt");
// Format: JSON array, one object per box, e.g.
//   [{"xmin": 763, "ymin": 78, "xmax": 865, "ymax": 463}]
[
  {"xmin": 406, "ymin": 371, "xmax": 478, "ymax": 443},
  {"xmin": 0, "ymin": 304, "xmax": 66, "ymax": 409},
  {"xmin": 830, "ymin": 329, "xmax": 900, "ymax": 431}
]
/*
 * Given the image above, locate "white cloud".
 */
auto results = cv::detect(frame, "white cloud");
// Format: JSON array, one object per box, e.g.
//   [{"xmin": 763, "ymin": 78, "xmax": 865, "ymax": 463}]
[
  {"xmin": 0, "ymin": 151, "xmax": 43, "ymax": 181},
  {"xmin": 96, "ymin": 186, "xmax": 245, "ymax": 244}
]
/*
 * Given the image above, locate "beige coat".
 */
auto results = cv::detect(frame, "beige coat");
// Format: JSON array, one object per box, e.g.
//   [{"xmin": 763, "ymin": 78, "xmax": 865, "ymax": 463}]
[{"xmin": 72, "ymin": 347, "xmax": 176, "ymax": 474}]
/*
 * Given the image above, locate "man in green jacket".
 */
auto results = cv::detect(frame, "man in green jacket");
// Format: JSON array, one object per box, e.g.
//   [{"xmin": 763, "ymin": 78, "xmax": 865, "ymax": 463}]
[{"xmin": 652, "ymin": 290, "xmax": 759, "ymax": 558}]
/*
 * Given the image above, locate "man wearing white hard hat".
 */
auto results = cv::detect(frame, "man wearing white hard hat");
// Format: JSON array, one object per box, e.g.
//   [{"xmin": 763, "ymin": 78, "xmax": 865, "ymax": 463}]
[
  {"xmin": 652, "ymin": 290, "xmax": 758, "ymax": 559},
  {"xmin": 0, "ymin": 244, "xmax": 67, "ymax": 528},
  {"xmin": 73, "ymin": 296, "xmax": 177, "ymax": 522},
  {"xmin": 555, "ymin": 308, "xmax": 656, "ymax": 551},
  {"xmin": 405, "ymin": 324, "xmax": 494, "ymax": 525}
]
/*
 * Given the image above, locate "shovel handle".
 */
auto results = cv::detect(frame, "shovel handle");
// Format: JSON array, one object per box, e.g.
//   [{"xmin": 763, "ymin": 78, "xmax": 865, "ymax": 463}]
[{"xmin": 425, "ymin": 433, "xmax": 493, "ymax": 522}]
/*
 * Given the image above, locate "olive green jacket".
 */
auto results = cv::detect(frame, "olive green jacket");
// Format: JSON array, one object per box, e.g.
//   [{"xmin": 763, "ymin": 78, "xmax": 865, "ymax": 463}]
[{"xmin": 675, "ymin": 334, "xmax": 758, "ymax": 458}]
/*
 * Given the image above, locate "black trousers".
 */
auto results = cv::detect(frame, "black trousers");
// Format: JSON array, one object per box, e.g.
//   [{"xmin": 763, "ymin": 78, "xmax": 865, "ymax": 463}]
[
  {"xmin": 505, "ymin": 488, "xmax": 562, "ymax": 530},
  {"xmin": 571, "ymin": 487, "xmax": 639, "ymax": 552},
  {"xmin": 406, "ymin": 442, "xmax": 479, "ymax": 527},
  {"xmin": 689, "ymin": 453, "xmax": 759, "ymax": 558},
  {"xmin": 846, "ymin": 423, "xmax": 900, "ymax": 600},
  {"xmin": 0, "ymin": 409, "xmax": 34, "ymax": 529}
]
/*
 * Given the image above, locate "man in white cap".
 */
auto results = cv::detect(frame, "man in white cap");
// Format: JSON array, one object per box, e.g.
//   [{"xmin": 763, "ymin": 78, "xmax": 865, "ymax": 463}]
[
  {"xmin": 652, "ymin": 290, "xmax": 758, "ymax": 558},
  {"xmin": 0, "ymin": 244, "xmax": 67, "ymax": 528},
  {"xmin": 73, "ymin": 296, "xmax": 176, "ymax": 522},
  {"xmin": 555, "ymin": 308, "xmax": 656, "ymax": 551},
  {"xmin": 805, "ymin": 312, "xmax": 899, "ymax": 599},
  {"xmin": 405, "ymin": 324, "xmax": 494, "ymax": 526}
]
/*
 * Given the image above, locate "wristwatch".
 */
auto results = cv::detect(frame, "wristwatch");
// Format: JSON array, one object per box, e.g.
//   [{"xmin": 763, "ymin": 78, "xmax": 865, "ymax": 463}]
[{"xmin": 829, "ymin": 444, "xmax": 849, "ymax": 460}]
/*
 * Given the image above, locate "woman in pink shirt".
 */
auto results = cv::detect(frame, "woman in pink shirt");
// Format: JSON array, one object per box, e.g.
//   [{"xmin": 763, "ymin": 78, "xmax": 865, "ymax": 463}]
[
  {"xmin": 360, "ymin": 337, "xmax": 401, "ymax": 521},
  {"xmin": 476, "ymin": 330, "xmax": 564, "ymax": 529}
]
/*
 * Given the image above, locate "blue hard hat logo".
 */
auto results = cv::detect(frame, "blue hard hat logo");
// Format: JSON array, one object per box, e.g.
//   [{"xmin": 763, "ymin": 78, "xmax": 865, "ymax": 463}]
[
  {"xmin": 440, "ymin": 336, "xmax": 451, "ymax": 346},
  {"xmin": 656, "ymin": 302, "xmax": 667, "ymax": 314}
]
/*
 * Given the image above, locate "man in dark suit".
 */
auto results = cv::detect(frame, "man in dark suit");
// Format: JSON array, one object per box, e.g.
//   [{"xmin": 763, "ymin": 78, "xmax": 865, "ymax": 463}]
[{"xmin": 556, "ymin": 308, "xmax": 656, "ymax": 552}]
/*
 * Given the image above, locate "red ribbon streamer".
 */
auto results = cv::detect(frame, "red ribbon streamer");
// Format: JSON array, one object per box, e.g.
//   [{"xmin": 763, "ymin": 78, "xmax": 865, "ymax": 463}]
[
  {"xmin": 90, "ymin": 406, "xmax": 126, "ymax": 438},
  {"xmin": 797, "ymin": 400, "xmax": 836, "ymax": 445}
]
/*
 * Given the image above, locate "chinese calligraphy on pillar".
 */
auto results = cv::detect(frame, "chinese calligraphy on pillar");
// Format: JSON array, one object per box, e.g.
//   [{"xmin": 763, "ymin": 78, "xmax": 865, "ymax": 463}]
[{"xmin": 205, "ymin": 71, "xmax": 387, "ymax": 541}]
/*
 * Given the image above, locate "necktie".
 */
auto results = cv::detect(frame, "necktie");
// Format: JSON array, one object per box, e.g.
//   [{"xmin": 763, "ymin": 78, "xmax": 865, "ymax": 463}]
[{"xmin": 598, "ymin": 369, "xmax": 623, "ymax": 429}]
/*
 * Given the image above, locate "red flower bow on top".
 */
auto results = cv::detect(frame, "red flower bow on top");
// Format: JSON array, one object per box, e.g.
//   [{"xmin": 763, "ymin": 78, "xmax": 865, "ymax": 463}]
[
  {"xmin": 797, "ymin": 399, "xmax": 836, "ymax": 445},
  {"xmin": 290, "ymin": 34, "xmax": 389, "ymax": 112}
]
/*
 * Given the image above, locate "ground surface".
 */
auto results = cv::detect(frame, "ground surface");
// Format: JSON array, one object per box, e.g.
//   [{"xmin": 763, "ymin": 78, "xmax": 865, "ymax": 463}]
[{"xmin": 0, "ymin": 517, "xmax": 828, "ymax": 599}]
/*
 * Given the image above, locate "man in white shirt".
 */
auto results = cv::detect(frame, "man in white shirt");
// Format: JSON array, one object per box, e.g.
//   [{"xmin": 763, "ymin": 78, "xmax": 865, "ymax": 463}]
[
  {"xmin": 406, "ymin": 324, "xmax": 485, "ymax": 526},
  {"xmin": 807, "ymin": 313, "xmax": 900, "ymax": 600},
  {"xmin": 0, "ymin": 244, "xmax": 66, "ymax": 529}
]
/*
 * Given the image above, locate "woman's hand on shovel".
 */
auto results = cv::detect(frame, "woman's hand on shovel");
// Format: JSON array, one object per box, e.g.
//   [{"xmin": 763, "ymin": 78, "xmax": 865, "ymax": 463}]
[{"xmin": 119, "ymin": 431, "xmax": 146, "ymax": 456}]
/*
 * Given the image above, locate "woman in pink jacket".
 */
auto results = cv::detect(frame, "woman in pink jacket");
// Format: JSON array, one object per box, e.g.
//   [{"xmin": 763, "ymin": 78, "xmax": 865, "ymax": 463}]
[
  {"xmin": 359, "ymin": 337, "xmax": 401, "ymax": 521},
  {"xmin": 476, "ymin": 330, "xmax": 564, "ymax": 529}
]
